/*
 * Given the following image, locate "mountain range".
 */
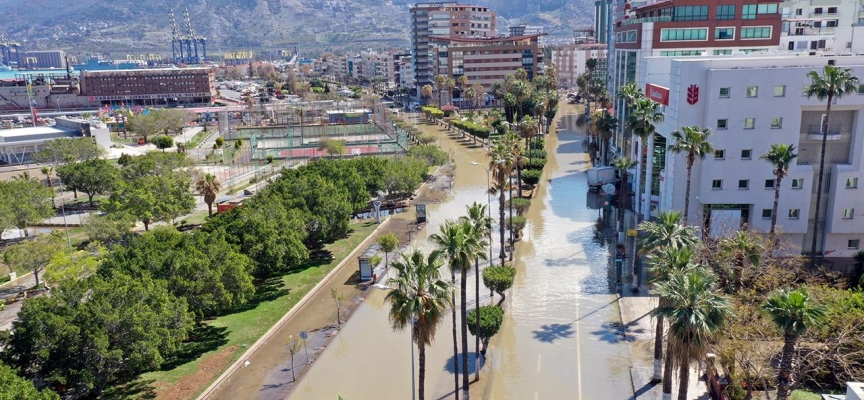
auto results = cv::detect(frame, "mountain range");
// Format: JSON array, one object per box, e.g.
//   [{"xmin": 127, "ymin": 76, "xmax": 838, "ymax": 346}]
[{"xmin": 0, "ymin": 0, "xmax": 594, "ymax": 56}]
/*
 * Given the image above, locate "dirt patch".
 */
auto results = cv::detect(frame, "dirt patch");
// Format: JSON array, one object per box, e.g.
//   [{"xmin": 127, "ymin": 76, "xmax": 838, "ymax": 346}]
[{"xmin": 156, "ymin": 345, "xmax": 238, "ymax": 400}]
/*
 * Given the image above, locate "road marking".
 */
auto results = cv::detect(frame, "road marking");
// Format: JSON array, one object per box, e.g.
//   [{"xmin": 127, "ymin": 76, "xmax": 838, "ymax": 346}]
[
  {"xmin": 534, "ymin": 392, "xmax": 539, "ymax": 400},
  {"xmin": 576, "ymin": 300, "xmax": 583, "ymax": 400},
  {"xmin": 537, "ymin": 353, "xmax": 542, "ymax": 373}
]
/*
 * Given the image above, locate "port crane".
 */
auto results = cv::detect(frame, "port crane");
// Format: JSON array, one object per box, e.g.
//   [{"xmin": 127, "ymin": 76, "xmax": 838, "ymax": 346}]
[{"xmin": 170, "ymin": 8, "xmax": 207, "ymax": 65}]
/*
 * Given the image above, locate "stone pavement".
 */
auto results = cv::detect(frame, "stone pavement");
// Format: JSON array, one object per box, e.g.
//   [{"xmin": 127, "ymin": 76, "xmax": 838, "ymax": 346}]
[{"xmin": 619, "ymin": 296, "xmax": 710, "ymax": 400}]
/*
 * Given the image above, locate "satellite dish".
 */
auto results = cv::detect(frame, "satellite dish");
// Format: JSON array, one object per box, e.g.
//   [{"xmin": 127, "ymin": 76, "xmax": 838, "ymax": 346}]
[{"xmin": 602, "ymin": 183, "xmax": 616, "ymax": 195}]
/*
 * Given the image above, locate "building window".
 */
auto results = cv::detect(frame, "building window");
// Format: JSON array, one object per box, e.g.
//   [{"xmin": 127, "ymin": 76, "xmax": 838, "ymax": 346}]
[
  {"xmin": 712, "ymin": 179, "xmax": 723, "ymax": 189},
  {"xmin": 741, "ymin": 27, "xmax": 772, "ymax": 39},
  {"xmin": 747, "ymin": 86, "xmax": 758, "ymax": 97},
  {"xmin": 762, "ymin": 209, "xmax": 773, "ymax": 219},
  {"xmin": 795, "ymin": 8, "xmax": 802, "ymax": 16},
  {"xmin": 827, "ymin": 7, "xmax": 837, "ymax": 13},
  {"xmin": 713, "ymin": 49, "xmax": 733, "ymax": 55},
  {"xmin": 717, "ymin": 5, "xmax": 735, "ymax": 20},
  {"xmin": 673, "ymin": 5, "xmax": 709, "ymax": 21},
  {"xmin": 858, "ymin": 84, "xmax": 864, "ymax": 94},
  {"xmin": 773, "ymin": 85, "xmax": 786, "ymax": 97},
  {"xmin": 847, "ymin": 177, "xmax": 859, "ymax": 188},
  {"xmin": 741, "ymin": 149, "xmax": 752, "ymax": 159},
  {"xmin": 826, "ymin": 20, "xmax": 838, "ymax": 28},
  {"xmin": 742, "ymin": 4, "xmax": 757, "ymax": 19},
  {"xmin": 843, "ymin": 208, "xmax": 855, "ymax": 219},
  {"xmin": 660, "ymin": 28, "xmax": 709, "ymax": 41},
  {"xmin": 738, "ymin": 179, "xmax": 749, "ymax": 189},
  {"xmin": 849, "ymin": 239, "xmax": 861, "ymax": 249},
  {"xmin": 771, "ymin": 117, "xmax": 782, "ymax": 128},
  {"xmin": 715, "ymin": 27, "xmax": 735, "ymax": 40},
  {"xmin": 714, "ymin": 149, "xmax": 725, "ymax": 159},
  {"xmin": 717, "ymin": 119, "xmax": 728, "ymax": 129},
  {"xmin": 765, "ymin": 179, "xmax": 775, "ymax": 189},
  {"xmin": 813, "ymin": 7, "xmax": 823, "ymax": 14},
  {"xmin": 659, "ymin": 50, "xmax": 705, "ymax": 56},
  {"xmin": 791, "ymin": 178, "xmax": 803, "ymax": 189},
  {"xmin": 744, "ymin": 118, "xmax": 755, "ymax": 129},
  {"xmin": 789, "ymin": 209, "xmax": 800, "ymax": 219},
  {"xmin": 757, "ymin": 4, "xmax": 778, "ymax": 13},
  {"xmin": 719, "ymin": 87, "xmax": 730, "ymax": 98}
]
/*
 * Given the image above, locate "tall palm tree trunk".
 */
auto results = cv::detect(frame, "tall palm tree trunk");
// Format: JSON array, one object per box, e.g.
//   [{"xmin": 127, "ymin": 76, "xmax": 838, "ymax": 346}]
[
  {"xmin": 499, "ymin": 190, "xmax": 506, "ymax": 265},
  {"xmin": 810, "ymin": 96, "xmax": 832, "ymax": 267},
  {"xmin": 460, "ymin": 269, "xmax": 470, "ymax": 398},
  {"xmin": 770, "ymin": 175, "xmax": 782, "ymax": 241},
  {"xmin": 474, "ymin": 257, "xmax": 481, "ymax": 381},
  {"xmin": 663, "ymin": 343, "xmax": 674, "ymax": 394},
  {"xmin": 683, "ymin": 157, "xmax": 694, "ymax": 223},
  {"xmin": 516, "ymin": 161, "xmax": 523, "ymax": 199},
  {"xmin": 509, "ymin": 174, "xmax": 514, "ymax": 261},
  {"xmin": 652, "ymin": 302, "xmax": 664, "ymax": 383},
  {"xmin": 207, "ymin": 202, "xmax": 213, "ymax": 217},
  {"xmin": 643, "ymin": 134, "xmax": 654, "ymax": 219},
  {"xmin": 419, "ymin": 343, "xmax": 426, "ymax": 400},
  {"xmin": 451, "ymin": 269, "xmax": 460, "ymax": 400},
  {"xmin": 677, "ymin": 362, "xmax": 690, "ymax": 400},
  {"xmin": 777, "ymin": 333, "xmax": 797, "ymax": 400},
  {"xmin": 619, "ymin": 171, "xmax": 628, "ymax": 229}
]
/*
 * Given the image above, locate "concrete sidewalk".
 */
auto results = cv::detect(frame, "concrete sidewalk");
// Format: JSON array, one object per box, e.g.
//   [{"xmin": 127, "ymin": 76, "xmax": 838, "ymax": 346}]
[{"xmin": 619, "ymin": 296, "xmax": 710, "ymax": 400}]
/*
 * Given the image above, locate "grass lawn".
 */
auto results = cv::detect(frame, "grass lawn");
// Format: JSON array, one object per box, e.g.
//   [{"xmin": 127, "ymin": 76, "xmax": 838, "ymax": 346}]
[
  {"xmin": 136, "ymin": 221, "xmax": 379, "ymax": 396},
  {"xmin": 186, "ymin": 130, "xmax": 211, "ymax": 149}
]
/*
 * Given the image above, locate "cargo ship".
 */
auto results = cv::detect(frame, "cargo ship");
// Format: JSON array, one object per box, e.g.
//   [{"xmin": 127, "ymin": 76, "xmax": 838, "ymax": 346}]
[{"xmin": 71, "ymin": 56, "xmax": 142, "ymax": 71}]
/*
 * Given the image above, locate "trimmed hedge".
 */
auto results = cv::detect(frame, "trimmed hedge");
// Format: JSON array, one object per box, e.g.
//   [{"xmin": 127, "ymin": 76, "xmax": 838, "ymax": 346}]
[
  {"xmin": 422, "ymin": 106, "xmax": 444, "ymax": 119},
  {"xmin": 521, "ymin": 169, "xmax": 542, "ymax": 185},
  {"xmin": 507, "ymin": 198, "xmax": 532, "ymax": 215},
  {"xmin": 450, "ymin": 119, "xmax": 491, "ymax": 139},
  {"xmin": 526, "ymin": 149, "xmax": 547, "ymax": 161},
  {"xmin": 524, "ymin": 157, "xmax": 547, "ymax": 170},
  {"xmin": 506, "ymin": 216, "xmax": 527, "ymax": 232}
]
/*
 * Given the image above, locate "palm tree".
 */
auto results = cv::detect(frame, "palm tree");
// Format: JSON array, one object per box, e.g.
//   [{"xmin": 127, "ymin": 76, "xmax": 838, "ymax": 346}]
[
  {"xmin": 591, "ymin": 110, "xmax": 618, "ymax": 165},
  {"xmin": 40, "ymin": 166, "xmax": 53, "ymax": 187},
  {"xmin": 434, "ymin": 75, "xmax": 447, "ymax": 107},
  {"xmin": 654, "ymin": 268, "xmax": 731, "ymax": 399},
  {"xmin": 638, "ymin": 210, "xmax": 700, "ymax": 256},
  {"xmin": 617, "ymin": 83, "xmax": 644, "ymax": 156},
  {"xmin": 611, "ymin": 157, "xmax": 637, "ymax": 228},
  {"xmin": 445, "ymin": 77, "xmax": 456, "ymax": 106},
  {"xmin": 626, "ymin": 98, "xmax": 664, "ymax": 224},
  {"xmin": 429, "ymin": 219, "xmax": 482, "ymax": 399},
  {"xmin": 762, "ymin": 288, "xmax": 827, "ymax": 400},
  {"xmin": 803, "ymin": 65, "xmax": 859, "ymax": 265},
  {"xmin": 668, "ymin": 126, "xmax": 714, "ymax": 223},
  {"xmin": 504, "ymin": 132, "xmax": 526, "ymax": 199},
  {"xmin": 195, "ymin": 173, "xmax": 222, "ymax": 217},
  {"xmin": 421, "ymin": 84, "xmax": 434, "ymax": 106},
  {"xmin": 488, "ymin": 142, "xmax": 515, "ymax": 265},
  {"xmin": 761, "ymin": 144, "xmax": 798, "ymax": 242},
  {"xmin": 645, "ymin": 247, "xmax": 700, "ymax": 384},
  {"xmin": 428, "ymin": 221, "xmax": 464, "ymax": 399},
  {"xmin": 461, "ymin": 203, "xmax": 491, "ymax": 381},
  {"xmin": 385, "ymin": 250, "xmax": 454, "ymax": 400},
  {"xmin": 719, "ymin": 231, "xmax": 762, "ymax": 292}
]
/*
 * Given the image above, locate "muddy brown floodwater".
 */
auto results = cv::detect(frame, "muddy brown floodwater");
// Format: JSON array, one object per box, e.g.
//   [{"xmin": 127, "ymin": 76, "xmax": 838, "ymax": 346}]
[{"xmin": 289, "ymin": 103, "xmax": 631, "ymax": 400}]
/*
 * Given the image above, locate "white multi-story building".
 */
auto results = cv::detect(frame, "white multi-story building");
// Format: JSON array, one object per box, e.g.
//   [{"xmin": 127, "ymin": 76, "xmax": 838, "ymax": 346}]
[
  {"xmin": 638, "ymin": 54, "xmax": 864, "ymax": 258},
  {"xmin": 778, "ymin": 0, "xmax": 864, "ymax": 53}
]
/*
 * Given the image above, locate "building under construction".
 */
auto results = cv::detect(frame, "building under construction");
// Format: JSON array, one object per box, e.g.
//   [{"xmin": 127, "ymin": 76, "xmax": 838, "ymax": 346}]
[
  {"xmin": 169, "ymin": 8, "xmax": 207, "ymax": 65},
  {"xmin": 0, "ymin": 34, "xmax": 24, "ymax": 68}
]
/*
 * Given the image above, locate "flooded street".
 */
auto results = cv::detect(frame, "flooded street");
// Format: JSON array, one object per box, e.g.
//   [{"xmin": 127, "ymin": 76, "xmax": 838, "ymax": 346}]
[{"xmin": 289, "ymin": 102, "xmax": 630, "ymax": 400}]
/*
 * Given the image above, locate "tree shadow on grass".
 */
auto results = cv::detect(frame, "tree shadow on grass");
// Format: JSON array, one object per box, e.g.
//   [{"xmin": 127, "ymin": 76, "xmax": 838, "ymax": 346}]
[
  {"xmin": 232, "ymin": 276, "xmax": 290, "ymax": 313},
  {"xmin": 99, "ymin": 378, "xmax": 157, "ymax": 400},
  {"xmin": 160, "ymin": 325, "xmax": 229, "ymax": 371}
]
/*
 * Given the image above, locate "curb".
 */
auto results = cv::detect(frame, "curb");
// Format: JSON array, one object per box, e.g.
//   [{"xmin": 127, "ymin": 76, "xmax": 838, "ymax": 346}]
[
  {"xmin": 197, "ymin": 218, "xmax": 393, "ymax": 400},
  {"xmin": 0, "ymin": 272, "xmax": 33, "ymax": 289}
]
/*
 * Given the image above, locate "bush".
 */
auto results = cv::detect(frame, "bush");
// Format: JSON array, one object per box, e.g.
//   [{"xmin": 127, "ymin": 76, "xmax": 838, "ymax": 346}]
[
  {"xmin": 507, "ymin": 198, "xmax": 532, "ymax": 215},
  {"xmin": 524, "ymin": 157, "xmax": 547, "ymax": 170},
  {"xmin": 215, "ymin": 136, "xmax": 225, "ymax": 148},
  {"xmin": 521, "ymin": 169, "xmax": 542, "ymax": 185},
  {"xmin": 467, "ymin": 305, "xmax": 504, "ymax": 354},
  {"xmin": 151, "ymin": 135, "xmax": 174, "ymax": 150},
  {"xmin": 408, "ymin": 145, "xmax": 449, "ymax": 167},
  {"xmin": 506, "ymin": 216, "xmax": 527, "ymax": 232},
  {"xmin": 421, "ymin": 106, "xmax": 444, "ymax": 119},
  {"xmin": 526, "ymin": 149, "xmax": 547, "ymax": 161},
  {"xmin": 450, "ymin": 119, "xmax": 490, "ymax": 139}
]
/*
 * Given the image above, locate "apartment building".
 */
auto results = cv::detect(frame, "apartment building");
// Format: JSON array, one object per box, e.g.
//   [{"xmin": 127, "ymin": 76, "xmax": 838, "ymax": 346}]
[
  {"xmin": 429, "ymin": 33, "xmax": 544, "ymax": 90},
  {"xmin": 778, "ymin": 0, "xmax": 864, "ymax": 53},
  {"xmin": 79, "ymin": 68, "xmax": 215, "ymax": 104},
  {"xmin": 640, "ymin": 54, "xmax": 864, "ymax": 258},
  {"xmin": 551, "ymin": 43, "xmax": 608, "ymax": 87},
  {"xmin": 410, "ymin": 2, "xmax": 496, "ymax": 90}
]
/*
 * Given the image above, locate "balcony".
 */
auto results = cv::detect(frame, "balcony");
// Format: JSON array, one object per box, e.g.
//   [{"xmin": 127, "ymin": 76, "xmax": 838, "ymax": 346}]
[{"xmin": 806, "ymin": 124, "xmax": 844, "ymax": 141}]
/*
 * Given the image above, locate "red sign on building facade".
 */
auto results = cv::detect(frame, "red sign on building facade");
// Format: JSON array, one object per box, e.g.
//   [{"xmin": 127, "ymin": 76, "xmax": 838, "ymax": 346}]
[
  {"xmin": 687, "ymin": 84, "xmax": 699, "ymax": 105},
  {"xmin": 645, "ymin": 83, "xmax": 670, "ymax": 106}
]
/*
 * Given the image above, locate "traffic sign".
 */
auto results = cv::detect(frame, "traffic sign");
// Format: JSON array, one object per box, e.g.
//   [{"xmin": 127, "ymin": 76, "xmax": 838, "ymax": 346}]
[
  {"xmin": 299, "ymin": 331, "xmax": 308, "ymax": 340},
  {"xmin": 627, "ymin": 229, "xmax": 638, "ymax": 237}
]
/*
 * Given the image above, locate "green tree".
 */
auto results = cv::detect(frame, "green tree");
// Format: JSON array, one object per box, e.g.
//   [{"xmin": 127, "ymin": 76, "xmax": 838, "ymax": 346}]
[
  {"xmin": 654, "ymin": 268, "xmax": 731, "ymax": 399},
  {"xmin": 668, "ymin": 126, "xmax": 714, "ymax": 222},
  {"xmin": 215, "ymin": 136, "xmax": 225, "ymax": 148},
  {"xmin": 804, "ymin": 66, "xmax": 860, "ymax": 264},
  {"xmin": 304, "ymin": 159, "xmax": 369, "ymax": 213},
  {"xmin": 100, "ymin": 226, "xmax": 255, "ymax": 320},
  {"xmin": 761, "ymin": 144, "xmax": 798, "ymax": 243},
  {"xmin": 195, "ymin": 173, "xmax": 222, "ymax": 217},
  {"xmin": 482, "ymin": 264, "xmax": 515, "ymax": 306},
  {"xmin": 318, "ymin": 138, "xmax": 346, "ymax": 158},
  {"xmin": 331, "ymin": 288, "xmax": 346, "ymax": 326},
  {"xmin": 40, "ymin": 166, "xmax": 53, "ymax": 188},
  {"xmin": 377, "ymin": 233, "xmax": 399, "ymax": 269},
  {"xmin": 43, "ymin": 243, "xmax": 105, "ymax": 287},
  {"xmin": 461, "ymin": 202, "xmax": 491, "ymax": 379},
  {"xmin": 420, "ymin": 85, "xmax": 434, "ymax": 105},
  {"xmin": 762, "ymin": 288, "xmax": 827, "ymax": 400},
  {"xmin": 645, "ymin": 247, "xmax": 700, "ymax": 384},
  {"xmin": 264, "ymin": 171, "xmax": 352, "ymax": 244},
  {"xmin": 626, "ymin": 98, "xmax": 664, "ymax": 223},
  {"xmin": 466, "ymin": 305, "xmax": 503, "ymax": 355},
  {"xmin": 286, "ymin": 335, "xmax": 302, "ymax": 382},
  {"xmin": 82, "ymin": 212, "xmax": 134, "ymax": 245},
  {"xmin": 0, "ymin": 180, "xmax": 53, "ymax": 236},
  {"xmin": 590, "ymin": 110, "xmax": 618, "ymax": 165},
  {"xmin": 154, "ymin": 108, "xmax": 190, "ymax": 135},
  {"xmin": 0, "ymin": 361, "xmax": 59, "ymax": 400},
  {"xmin": 126, "ymin": 112, "xmax": 163, "ymax": 143},
  {"xmin": 719, "ymin": 231, "xmax": 763, "ymax": 292},
  {"xmin": 152, "ymin": 135, "xmax": 174, "ymax": 151},
  {"xmin": 385, "ymin": 250, "xmax": 453, "ymax": 400},
  {"xmin": 3, "ymin": 233, "xmax": 65, "ymax": 288},
  {"xmin": 30, "ymin": 137, "xmax": 103, "ymax": 168},
  {"xmin": 637, "ymin": 211, "xmax": 699, "ymax": 256},
  {"xmin": 103, "ymin": 173, "xmax": 194, "ymax": 231},
  {"xmin": 2, "ymin": 272, "xmax": 193, "ymax": 398},
  {"xmin": 56, "ymin": 159, "xmax": 119, "ymax": 207}
]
